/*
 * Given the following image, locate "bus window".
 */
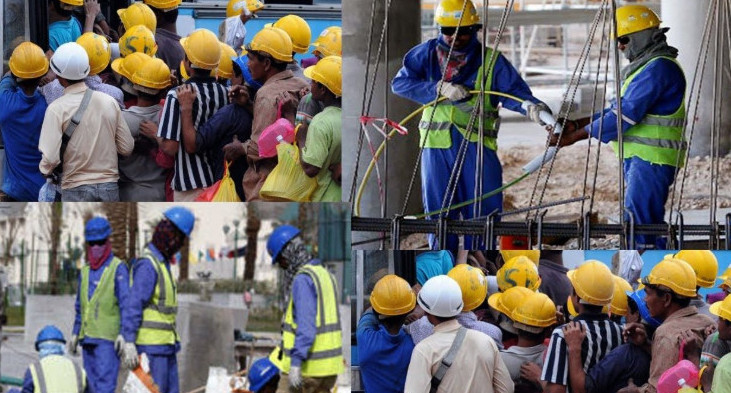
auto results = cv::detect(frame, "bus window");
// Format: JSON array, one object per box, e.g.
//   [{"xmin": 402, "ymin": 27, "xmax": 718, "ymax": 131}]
[{"xmin": 2, "ymin": 0, "xmax": 29, "ymax": 75}]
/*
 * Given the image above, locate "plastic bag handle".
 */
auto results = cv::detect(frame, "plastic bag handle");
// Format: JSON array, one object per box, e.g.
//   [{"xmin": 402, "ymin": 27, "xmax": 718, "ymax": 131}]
[
  {"xmin": 276, "ymin": 101, "xmax": 283, "ymax": 119},
  {"xmin": 678, "ymin": 339, "xmax": 685, "ymax": 362}
]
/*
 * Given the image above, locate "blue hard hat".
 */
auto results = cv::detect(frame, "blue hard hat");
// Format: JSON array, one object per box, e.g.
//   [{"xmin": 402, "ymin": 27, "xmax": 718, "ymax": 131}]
[
  {"xmin": 85, "ymin": 216, "xmax": 111, "ymax": 242},
  {"xmin": 248, "ymin": 357, "xmax": 280, "ymax": 392},
  {"xmin": 35, "ymin": 325, "xmax": 66, "ymax": 351},
  {"xmin": 627, "ymin": 289, "xmax": 663, "ymax": 328},
  {"xmin": 233, "ymin": 56, "xmax": 263, "ymax": 91},
  {"xmin": 267, "ymin": 225, "xmax": 300, "ymax": 262},
  {"xmin": 163, "ymin": 206, "xmax": 195, "ymax": 237}
]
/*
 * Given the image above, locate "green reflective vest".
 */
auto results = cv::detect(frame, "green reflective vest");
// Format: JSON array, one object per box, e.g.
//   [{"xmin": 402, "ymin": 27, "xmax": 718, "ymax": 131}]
[
  {"xmin": 29, "ymin": 355, "xmax": 86, "ymax": 393},
  {"xmin": 134, "ymin": 248, "xmax": 178, "ymax": 346},
  {"xmin": 280, "ymin": 264, "xmax": 343, "ymax": 377},
  {"xmin": 419, "ymin": 48, "xmax": 500, "ymax": 150},
  {"xmin": 610, "ymin": 56, "xmax": 687, "ymax": 167},
  {"xmin": 79, "ymin": 257, "xmax": 123, "ymax": 341}
]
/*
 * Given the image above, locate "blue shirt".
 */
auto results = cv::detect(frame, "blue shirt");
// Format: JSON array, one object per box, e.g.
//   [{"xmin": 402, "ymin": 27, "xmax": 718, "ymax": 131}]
[
  {"xmin": 585, "ymin": 343, "xmax": 651, "ymax": 393},
  {"xmin": 357, "ymin": 310, "xmax": 415, "ymax": 393},
  {"xmin": 48, "ymin": 17, "xmax": 82, "ymax": 52},
  {"xmin": 72, "ymin": 254, "xmax": 130, "ymax": 345},
  {"xmin": 0, "ymin": 75, "xmax": 47, "ymax": 201},
  {"xmin": 586, "ymin": 57, "xmax": 685, "ymax": 143},
  {"xmin": 289, "ymin": 259, "xmax": 325, "ymax": 367},
  {"xmin": 195, "ymin": 103, "xmax": 252, "ymax": 180}
]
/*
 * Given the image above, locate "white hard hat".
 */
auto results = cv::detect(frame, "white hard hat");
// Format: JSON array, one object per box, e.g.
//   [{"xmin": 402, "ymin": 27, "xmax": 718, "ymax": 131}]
[
  {"xmin": 417, "ymin": 275, "xmax": 464, "ymax": 318},
  {"xmin": 50, "ymin": 42, "xmax": 90, "ymax": 80}
]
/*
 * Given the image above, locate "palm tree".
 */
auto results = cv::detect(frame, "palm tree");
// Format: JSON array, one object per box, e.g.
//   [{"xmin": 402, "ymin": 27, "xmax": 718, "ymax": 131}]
[
  {"xmin": 102, "ymin": 203, "xmax": 138, "ymax": 261},
  {"xmin": 49, "ymin": 202, "xmax": 62, "ymax": 294},
  {"xmin": 244, "ymin": 203, "xmax": 261, "ymax": 281}
]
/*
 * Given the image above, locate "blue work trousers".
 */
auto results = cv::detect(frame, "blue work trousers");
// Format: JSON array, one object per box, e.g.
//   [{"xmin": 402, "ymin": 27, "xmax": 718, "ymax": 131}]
[
  {"xmin": 82, "ymin": 342, "xmax": 120, "ymax": 393},
  {"xmin": 142, "ymin": 351, "xmax": 179, "ymax": 393}
]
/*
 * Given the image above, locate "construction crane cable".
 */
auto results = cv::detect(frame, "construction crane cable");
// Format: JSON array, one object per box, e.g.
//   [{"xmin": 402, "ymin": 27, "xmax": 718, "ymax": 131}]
[{"xmin": 609, "ymin": 0, "xmax": 628, "ymax": 248}]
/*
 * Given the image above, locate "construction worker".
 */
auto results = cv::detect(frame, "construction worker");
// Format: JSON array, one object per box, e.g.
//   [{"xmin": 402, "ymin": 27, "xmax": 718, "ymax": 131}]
[
  {"xmin": 220, "ymin": 0, "xmax": 265, "ymax": 56},
  {"xmin": 156, "ymin": 29, "xmax": 227, "ymax": 201},
  {"xmin": 488, "ymin": 285, "xmax": 535, "ymax": 349},
  {"xmin": 675, "ymin": 250, "xmax": 718, "ymax": 318},
  {"xmin": 705, "ymin": 295, "xmax": 731, "ymax": 391},
  {"xmin": 213, "ymin": 42, "xmax": 238, "ymax": 85},
  {"xmin": 272, "ymin": 15, "xmax": 312, "ymax": 80},
  {"xmin": 118, "ymin": 57, "xmax": 172, "ymax": 201},
  {"xmin": 404, "ymin": 275, "xmax": 514, "ymax": 393},
  {"xmin": 266, "ymin": 224, "xmax": 344, "ymax": 393},
  {"xmin": 117, "ymin": 2, "xmax": 157, "ymax": 35},
  {"xmin": 391, "ymin": 0, "xmax": 551, "ymax": 251},
  {"xmin": 143, "ymin": 0, "xmax": 185, "ymax": 74},
  {"xmin": 111, "ymin": 51, "xmax": 153, "ymax": 107},
  {"xmin": 533, "ymin": 250, "xmax": 573, "ymax": 311},
  {"xmin": 119, "ymin": 24, "xmax": 158, "ymax": 58},
  {"xmin": 620, "ymin": 258, "xmax": 715, "ymax": 393},
  {"xmin": 120, "ymin": 206, "xmax": 194, "ymax": 393},
  {"xmin": 550, "ymin": 5, "xmax": 685, "ymax": 250},
  {"xmin": 541, "ymin": 261, "xmax": 623, "ymax": 393},
  {"xmin": 0, "ymin": 42, "xmax": 49, "ymax": 202},
  {"xmin": 703, "ymin": 273, "xmax": 731, "ymax": 367},
  {"xmin": 296, "ymin": 55, "xmax": 342, "ymax": 201},
  {"xmin": 358, "ymin": 274, "xmax": 416, "ymax": 393},
  {"xmin": 39, "ymin": 42, "xmax": 134, "ymax": 201},
  {"xmin": 68, "ymin": 217, "xmax": 130, "ymax": 393},
  {"xmin": 41, "ymin": 32, "xmax": 124, "ymax": 108},
  {"xmin": 222, "ymin": 27, "xmax": 309, "ymax": 200},
  {"xmin": 496, "ymin": 255, "xmax": 542, "ymax": 293},
  {"xmin": 44, "ymin": 0, "xmax": 101, "ymax": 86},
  {"xmin": 22, "ymin": 325, "xmax": 89, "ymax": 393},
  {"xmin": 248, "ymin": 357, "xmax": 281, "ymax": 393},
  {"xmin": 301, "ymin": 25, "xmax": 341, "ymax": 69},
  {"xmin": 607, "ymin": 275, "xmax": 633, "ymax": 324}
]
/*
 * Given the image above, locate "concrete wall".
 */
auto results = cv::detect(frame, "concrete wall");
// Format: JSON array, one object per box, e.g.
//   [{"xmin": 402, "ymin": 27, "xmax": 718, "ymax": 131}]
[{"xmin": 24, "ymin": 295, "xmax": 76, "ymax": 344}]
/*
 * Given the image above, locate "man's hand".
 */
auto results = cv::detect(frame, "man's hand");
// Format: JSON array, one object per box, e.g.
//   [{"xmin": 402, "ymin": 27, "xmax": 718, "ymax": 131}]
[
  {"xmin": 623, "ymin": 322, "xmax": 648, "ymax": 347},
  {"xmin": 139, "ymin": 120, "xmax": 159, "ymax": 140},
  {"xmin": 114, "ymin": 335, "xmax": 126, "ymax": 357},
  {"xmin": 122, "ymin": 343, "xmax": 139, "ymax": 370},
  {"xmin": 437, "ymin": 81, "xmax": 470, "ymax": 102},
  {"xmin": 329, "ymin": 162, "xmax": 342, "ymax": 185},
  {"xmin": 520, "ymin": 361, "xmax": 543, "ymax": 384},
  {"xmin": 562, "ymin": 321, "xmax": 586, "ymax": 351},
  {"xmin": 177, "ymin": 84, "xmax": 197, "ymax": 113},
  {"xmin": 84, "ymin": 0, "xmax": 101, "ymax": 21},
  {"xmin": 289, "ymin": 366, "xmax": 303, "ymax": 388},
  {"xmin": 223, "ymin": 135, "xmax": 246, "ymax": 161},
  {"xmin": 277, "ymin": 92, "xmax": 299, "ymax": 122},
  {"xmin": 617, "ymin": 378, "xmax": 640, "ymax": 393},
  {"xmin": 229, "ymin": 85, "xmax": 250, "ymax": 107},
  {"xmin": 526, "ymin": 102, "xmax": 553, "ymax": 126},
  {"xmin": 680, "ymin": 330, "xmax": 701, "ymax": 365},
  {"xmin": 549, "ymin": 127, "xmax": 586, "ymax": 147},
  {"xmin": 405, "ymin": 304, "xmax": 425, "ymax": 324},
  {"xmin": 705, "ymin": 324, "xmax": 718, "ymax": 337},
  {"xmin": 68, "ymin": 334, "xmax": 79, "ymax": 356},
  {"xmin": 39, "ymin": 69, "xmax": 56, "ymax": 87},
  {"xmin": 555, "ymin": 305, "xmax": 566, "ymax": 326}
]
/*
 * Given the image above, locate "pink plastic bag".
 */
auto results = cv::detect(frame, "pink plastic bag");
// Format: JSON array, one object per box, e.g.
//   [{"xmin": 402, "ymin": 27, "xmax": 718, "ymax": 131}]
[
  {"xmin": 258, "ymin": 102, "xmax": 295, "ymax": 158},
  {"xmin": 657, "ymin": 340, "xmax": 699, "ymax": 393}
]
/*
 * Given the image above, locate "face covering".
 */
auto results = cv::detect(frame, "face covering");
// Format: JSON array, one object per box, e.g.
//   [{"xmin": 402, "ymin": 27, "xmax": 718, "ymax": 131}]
[
  {"xmin": 279, "ymin": 236, "xmax": 312, "ymax": 299},
  {"xmin": 152, "ymin": 219, "xmax": 186, "ymax": 261},
  {"xmin": 38, "ymin": 341, "xmax": 65, "ymax": 358},
  {"xmin": 87, "ymin": 240, "xmax": 112, "ymax": 270}
]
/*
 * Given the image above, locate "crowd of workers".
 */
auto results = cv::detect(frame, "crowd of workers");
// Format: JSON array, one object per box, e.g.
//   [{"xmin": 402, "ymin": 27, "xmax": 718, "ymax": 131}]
[
  {"xmin": 19, "ymin": 217, "xmax": 343, "ymax": 393},
  {"xmin": 1, "ymin": 0, "xmax": 342, "ymax": 202},
  {"xmin": 356, "ymin": 250, "xmax": 731, "ymax": 393}
]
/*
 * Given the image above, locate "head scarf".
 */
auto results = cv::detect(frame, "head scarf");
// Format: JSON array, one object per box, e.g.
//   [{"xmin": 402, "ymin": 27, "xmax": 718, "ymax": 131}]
[
  {"xmin": 38, "ymin": 341, "xmax": 65, "ymax": 358},
  {"xmin": 152, "ymin": 219, "xmax": 185, "ymax": 261},
  {"xmin": 416, "ymin": 250, "xmax": 455, "ymax": 286},
  {"xmin": 435, "ymin": 33, "xmax": 482, "ymax": 84},
  {"xmin": 621, "ymin": 27, "xmax": 679, "ymax": 80},
  {"xmin": 278, "ymin": 235, "xmax": 312, "ymax": 300},
  {"xmin": 87, "ymin": 239, "xmax": 112, "ymax": 270}
]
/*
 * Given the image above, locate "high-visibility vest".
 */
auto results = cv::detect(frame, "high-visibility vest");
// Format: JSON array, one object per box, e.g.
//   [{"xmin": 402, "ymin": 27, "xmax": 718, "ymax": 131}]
[
  {"xmin": 29, "ymin": 355, "xmax": 86, "ymax": 393},
  {"xmin": 79, "ymin": 257, "xmax": 124, "ymax": 341},
  {"xmin": 279, "ymin": 264, "xmax": 344, "ymax": 377},
  {"xmin": 133, "ymin": 248, "xmax": 178, "ymax": 346},
  {"xmin": 610, "ymin": 56, "xmax": 687, "ymax": 167},
  {"xmin": 419, "ymin": 48, "xmax": 500, "ymax": 150}
]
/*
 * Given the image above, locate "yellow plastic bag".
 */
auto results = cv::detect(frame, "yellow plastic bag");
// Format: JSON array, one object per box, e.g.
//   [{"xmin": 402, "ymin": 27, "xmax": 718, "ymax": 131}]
[
  {"xmin": 195, "ymin": 161, "xmax": 241, "ymax": 202},
  {"xmin": 260, "ymin": 143, "xmax": 317, "ymax": 201}
]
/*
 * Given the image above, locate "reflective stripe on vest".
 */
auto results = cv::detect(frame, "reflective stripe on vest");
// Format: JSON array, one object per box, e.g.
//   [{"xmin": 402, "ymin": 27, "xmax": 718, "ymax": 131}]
[
  {"xmin": 420, "ymin": 48, "xmax": 500, "ymax": 150},
  {"xmin": 281, "ymin": 264, "xmax": 344, "ymax": 377},
  {"xmin": 79, "ymin": 257, "xmax": 123, "ymax": 341},
  {"xmin": 30, "ymin": 356, "xmax": 84, "ymax": 393},
  {"xmin": 135, "ymin": 248, "xmax": 178, "ymax": 345},
  {"xmin": 610, "ymin": 56, "xmax": 687, "ymax": 167}
]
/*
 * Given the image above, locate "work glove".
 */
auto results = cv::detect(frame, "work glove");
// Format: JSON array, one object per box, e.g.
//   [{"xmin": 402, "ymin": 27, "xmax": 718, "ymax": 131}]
[
  {"xmin": 526, "ymin": 102, "xmax": 553, "ymax": 126},
  {"xmin": 122, "ymin": 343, "xmax": 139, "ymax": 370},
  {"xmin": 67, "ymin": 334, "xmax": 79, "ymax": 356},
  {"xmin": 114, "ymin": 335, "xmax": 126, "ymax": 357},
  {"xmin": 289, "ymin": 366, "xmax": 303, "ymax": 388},
  {"xmin": 437, "ymin": 82, "xmax": 470, "ymax": 102}
]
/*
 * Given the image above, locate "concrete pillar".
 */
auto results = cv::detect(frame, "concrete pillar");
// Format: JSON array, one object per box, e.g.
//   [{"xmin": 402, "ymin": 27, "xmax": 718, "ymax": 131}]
[
  {"xmin": 342, "ymin": 0, "xmax": 423, "ymax": 246},
  {"xmin": 662, "ymin": 0, "xmax": 731, "ymax": 156}
]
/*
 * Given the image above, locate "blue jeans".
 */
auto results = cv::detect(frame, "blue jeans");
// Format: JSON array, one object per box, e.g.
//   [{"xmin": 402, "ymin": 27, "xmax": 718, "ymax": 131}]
[{"xmin": 62, "ymin": 182, "xmax": 119, "ymax": 202}]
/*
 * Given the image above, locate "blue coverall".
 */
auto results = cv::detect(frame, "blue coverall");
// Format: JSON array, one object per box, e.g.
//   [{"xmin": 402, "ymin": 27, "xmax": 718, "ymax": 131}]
[
  {"xmin": 72, "ymin": 254, "xmax": 130, "ymax": 393},
  {"xmin": 392, "ymin": 34, "xmax": 546, "ymax": 251},
  {"xmin": 287, "ymin": 260, "xmax": 323, "ymax": 369},
  {"xmin": 585, "ymin": 58, "xmax": 685, "ymax": 249},
  {"xmin": 121, "ymin": 244, "xmax": 180, "ymax": 393}
]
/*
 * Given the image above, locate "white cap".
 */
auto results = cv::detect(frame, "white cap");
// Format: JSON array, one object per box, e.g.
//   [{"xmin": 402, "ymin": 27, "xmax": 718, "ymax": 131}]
[
  {"xmin": 50, "ymin": 42, "xmax": 90, "ymax": 80},
  {"xmin": 417, "ymin": 275, "xmax": 464, "ymax": 318}
]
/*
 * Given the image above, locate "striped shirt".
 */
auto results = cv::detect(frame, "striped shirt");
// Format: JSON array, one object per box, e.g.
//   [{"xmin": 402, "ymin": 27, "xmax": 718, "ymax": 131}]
[
  {"xmin": 541, "ymin": 314, "xmax": 623, "ymax": 389},
  {"xmin": 157, "ymin": 77, "xmax": 228, "ymax": 191}
]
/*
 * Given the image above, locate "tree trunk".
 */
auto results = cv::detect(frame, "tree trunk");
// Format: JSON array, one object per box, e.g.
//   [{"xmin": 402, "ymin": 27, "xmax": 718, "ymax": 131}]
[
  {"xmin": 104, "ymin": 204, "xmax": 128, "ymax": 260},
  {"xmin": 128, "ymin": 203, "xmax": 138, "ymax": 259},
  {"xmin": 179, "ymin": 239, "xmax": 189, "ymax": 283},
  {"xmin": 244, "ymin": 204, "xmax": 261, "ymax": 281},
  {"xmin": 49, "ymin": 202, "xmax": 62, "ymax": 294}
]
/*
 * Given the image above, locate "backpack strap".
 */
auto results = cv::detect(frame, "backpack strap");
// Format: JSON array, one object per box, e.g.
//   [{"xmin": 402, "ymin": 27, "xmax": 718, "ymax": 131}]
[
  {"xmin": 52, "ymin": 88, "xmax": 93, "ymax": 182},
  {"xmin": 429, "ymin": 326, "xmax": 467, "ymax": 393}
]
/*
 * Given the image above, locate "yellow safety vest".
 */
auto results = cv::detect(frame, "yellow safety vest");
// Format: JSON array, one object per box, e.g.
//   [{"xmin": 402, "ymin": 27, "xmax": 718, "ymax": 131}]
[
  {"xmin": 610, "ymin": 56, "xmax": 687, "ymax": 167},
  {"xmin": 419, "ymin": 48, "xmax": 500, "ymax": 150},
  {"xmin": 278, "ymin": 264, "xmax": 343, "ymax": 377},
  {"xmin": 29, "ymin": 355, "xmax": 86, "ymax": 393},
  {"xmin": 134, "ymin": 248, "xmax": 178, "ymax": 346},
  {"xmin": 79, "ymin": 257, "xmax": 124, "ymax": 341}
]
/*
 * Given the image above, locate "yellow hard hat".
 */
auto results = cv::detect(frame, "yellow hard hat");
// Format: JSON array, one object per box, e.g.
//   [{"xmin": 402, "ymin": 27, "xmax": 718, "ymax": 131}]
[
  {"xmin": 512, "ymin": 292, "xmax": 557, "ymax": 332},
  {"xmin": 273, "ymin": 15, "xmax": 311, "ymax": 54},
  {"xmin": 496, "ymin": 256, "xmax": 541, "ymax": 292},
  {"xmin": 132, "ymin": 58, "xmax": 171, "ymax": 93},
  {"xmin": 179, "ymin": 60, "xmax": 190, "ymax": 81},
  {"xmin": 8, "ymin": 42, "xmax": 49, "ymax": 80},
  {"xmin": 616, "ymin": 5, "xmax": 661, "ymax": 38},
  {"xmin": 212, "ymin": 42, "xmax": 237, "ymax": 79},
  {"xmin": 143, "ymin": 0, "xmax": 182, "ymax": 11},
  {"xmin": 111, "ymin": 52, "xmax": 153, "ymax": 80},
  {"xmin": 500, "ymin": 250, "xmax": 540, "ymax": 266},
  {"xmin": 447, "ymin": 264, "xmax": 487, "ymax": 312},
  {"xmin": 710, "ymin": 294, "xmax": 731, "ymax": 321},
  {"xmin": 487, "ymin": 286, "xmax": 534, "ymax": 319},
  {"xmin": 370, "ymin": 274, "xmax": 416, "ymax": 316},
  {"xmin": 76, "ymin": 33, "xmax": 111, "ymax": 76},
  {"xmin": 311, "ymin": 26, "xmax": 342, "ymax": 58},
  {"xmin": 567, "ymin": 261, "xmax": 614, "ymax": 306},
  {"xmin": 180, "ymin": 29, "xmax": 221, "ymax": 70},
  {"xmin": 674, "ymin": 250, "xmax": 718, "ymax": 288},
  {"xmin": 719, "ymin": 267, "xmax": 731, "ymax": 290},
  {"xmin": 119, "ymin": 24, "xmax": 158, "ymax": 57},
  {"xmin": 118, "ymin": 2, "xmax": 157, "ymax": 32},
  {"xmin": 247, "ymin": 0, "xmax": 265, "ymax": 13},
  {"xmin": 608, "ymin": 275, "xmax": 633, "ymax": 317},
  {"xmin": 640, "ymin": 257, "xmax": 697, "ymax": 298},
  {"xmin": 243, "ymin": 27, "xmax": 294, "ymax": 63},
  {"xmin": 226, "ymin": 0, "xmax": 245, "ymax": 18},
  {"xmin": 59, "ymin": 0, "xmax": 83, "ymax": 7},
  {"xmin": 434, "ymin": 0, "xmax": 481, "ymax": 28},
  {"xmin": 304, "ymin": 55, "xmax": 341, "ymax": 97}
]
